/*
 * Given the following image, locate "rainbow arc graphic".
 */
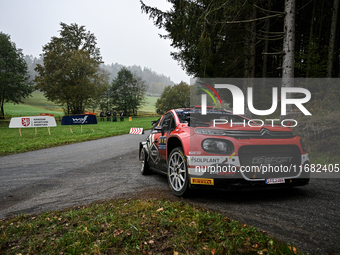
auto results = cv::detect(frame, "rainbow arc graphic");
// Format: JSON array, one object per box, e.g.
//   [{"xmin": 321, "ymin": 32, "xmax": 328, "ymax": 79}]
[{"xmin": 196, "ymin": 81, "xmax": 223, "ymax": 107}]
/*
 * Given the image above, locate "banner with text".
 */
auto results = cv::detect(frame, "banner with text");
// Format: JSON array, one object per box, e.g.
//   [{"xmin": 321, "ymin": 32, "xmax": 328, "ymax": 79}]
[
  {"xmin": 61, "ymin": 114, "xmax": 97, "ymax": 125},
  {"xmin": 9, "ymin": 116, "xmax": 57, "ymax": 128}
]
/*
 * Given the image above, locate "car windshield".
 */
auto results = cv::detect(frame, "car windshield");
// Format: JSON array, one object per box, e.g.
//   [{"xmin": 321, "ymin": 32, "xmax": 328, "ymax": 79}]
[{"xmin": 176, "ymin": 109, "xmax": 247, "ymax": 127}]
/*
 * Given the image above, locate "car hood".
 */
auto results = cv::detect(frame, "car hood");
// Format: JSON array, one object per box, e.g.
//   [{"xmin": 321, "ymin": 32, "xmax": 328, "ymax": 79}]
[
  {"xmin": 208, "ymin": 123, "xmax": 292, "ymax": 132},
  {"xmin": 193, "ymin": 124, "xmax": 296, "ymax": 139}
]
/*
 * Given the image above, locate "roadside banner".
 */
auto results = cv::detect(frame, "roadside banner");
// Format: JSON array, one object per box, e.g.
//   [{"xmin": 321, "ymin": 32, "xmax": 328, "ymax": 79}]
[
  {"xmin": 129, "ymin": 127, "xmax": 144, "ymax": 135},
  {"xmin": 61, "ymin": 113, "xmax": 97, "ymax": 133},
  {"xmin": 9, "ymin": 115, "xmax": 57, "ymax": 136}
]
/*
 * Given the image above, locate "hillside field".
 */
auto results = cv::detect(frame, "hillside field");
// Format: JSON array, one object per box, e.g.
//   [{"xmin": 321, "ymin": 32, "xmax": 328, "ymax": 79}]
[{"xmin": 2, "ymin": 91, "xmax": 158, "ymax": 118}]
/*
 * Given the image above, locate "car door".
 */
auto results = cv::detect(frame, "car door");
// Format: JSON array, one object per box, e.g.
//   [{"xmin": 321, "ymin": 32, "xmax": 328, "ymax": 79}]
[
  {"xmin": 158, "ymin": 112, "xmax": 177, "ymax": 171},
  {"xmin": 146, "ymin": 117, "xmax": 163, "ymax": 169}
]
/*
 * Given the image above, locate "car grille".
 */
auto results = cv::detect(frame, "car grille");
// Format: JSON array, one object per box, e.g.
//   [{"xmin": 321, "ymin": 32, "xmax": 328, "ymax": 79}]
[
  {"xmin": 238, "ymin": 145, "xmax": 301, "ymax": 179},
  {"xmin": 224, "ymin": 128, "xmax": 295, "ymax": 139}
]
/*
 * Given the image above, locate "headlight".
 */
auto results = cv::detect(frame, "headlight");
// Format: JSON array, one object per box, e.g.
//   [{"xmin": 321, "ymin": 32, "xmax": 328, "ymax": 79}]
[
  {"xmin": 195, "ymin": 128, "xmax": 225, "ymax": 135},
  {"xmin": 300, "ymin": 139, "xmax": 307, "ymax": 152},
  {"xmin": 202, "ymin": 139, "xmax": 234, "ymax": 154}
]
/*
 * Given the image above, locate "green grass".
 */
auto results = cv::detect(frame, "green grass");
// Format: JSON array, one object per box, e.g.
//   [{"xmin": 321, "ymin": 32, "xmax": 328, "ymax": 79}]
[
  {"xmin": 0, "ymin": 198, "xmax": 304, "ymax": 255},
  {"xmin": 22, "ymin": 91, "xmax": 65, "ymax": 112},
  {"xmin": 140, "ymin": 96, "xmax": 159, "ymax": 113},
  {"xmin": 2, "ymin": 102, "xmax": 64, "ymax": 118},
  {"xmin": 2, "ymin": 91, "xmax": 64, "ymax": 118},
  {"xmin": 0, "ymin": 117, "xmax": 158, "ymax": 156},
  {"xmin": 2, "ymin": 91, "xmax": 158, "ymax": 117},
  {"xmin": 0, "ymin": 91, "xmax": 160, "ymax": 156}
]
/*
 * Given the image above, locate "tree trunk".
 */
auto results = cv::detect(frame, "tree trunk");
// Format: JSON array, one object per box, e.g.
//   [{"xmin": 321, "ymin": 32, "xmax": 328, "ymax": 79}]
[
  {"xmin": 262, "ymin": 0, "xmax": 271, "ymax": 78},
  {"xmin": 0, "ymin": 85, "xmax": 5, "ymax": 118},
  {"xmin": 243, "ymin": 6, "xmax": 256, "ymax": 118},
  {"xmin": 327, "ymin": 0, "xmax": 339, "ymax": 78},
  {"xmin": 306, "ymin": 0, "xmax": 317, "ymax": 78},
  {"xmin": 249, "ymin": 8, "xmax": 256, "ymax": 79},
  {"xmin": 0, "ymin": 101, "xmax": 4, "ymax": 119},
  {"xmin": 317, "ymin": 0, "xmax": 324, "ymax": 41},
  {"xmin": 339, "ymin": 53, "xmax": 340, "ymax": 77},
  {"xmin": 282, "ymin": 0, "xmax": 295, "ymax": 115},
  {"xmin": 261, "ymin": 0, "xmax": 272, "ymax": 108}
]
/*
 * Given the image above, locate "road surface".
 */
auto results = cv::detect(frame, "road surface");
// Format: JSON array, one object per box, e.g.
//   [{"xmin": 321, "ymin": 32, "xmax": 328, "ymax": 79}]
[{"xmin": 0, "ymin": 133, "xmax": 339, "ymax": 254}]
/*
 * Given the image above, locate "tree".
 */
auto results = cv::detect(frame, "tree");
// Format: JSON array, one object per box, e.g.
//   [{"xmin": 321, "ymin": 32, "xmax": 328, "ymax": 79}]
[
  {"xmin": 327, "ymin": 0, "xmax": 339, "ymax": 78},
  {"xmin": 142, "ymin": 0, "xmax": 340, "ymax": 108},
  {"xmin": 131, "ymin": 75, "xmax": 148, "ymax": 114},
  {"xmin": 281, "ymin": 0, "xmax": 295, "ymax": 114},
  {"xmin": 34, "ymin": 22, "xmax": 108, "ymax": 114},
  {"xmin": 155, "ymin": 82, "xmax": 190, "ymax": 114},
  {"xmin": 141, "ymin": 0, "xmax": 251, "ymax": 78},
  {"xmin": 141, "ymin": 0, "xmax": 285, "ymax": 78},
  {"xmin": 110, "ymin": 67, "xmax": 147, "ymax": 115},
  {"xmin": 0, "ymin": 32, "xmax": 33, "ymax": 118},
  {"xmin": 282, "ymin": 0, "xmax": 295, "ymax": 82},
  {"xmin": 87, "ymin": 68, "xmax": 110, "ymax": 112}
]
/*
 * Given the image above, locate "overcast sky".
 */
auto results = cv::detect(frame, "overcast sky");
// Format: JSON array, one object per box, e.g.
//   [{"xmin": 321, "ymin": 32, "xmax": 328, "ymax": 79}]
[{"xmin": 0, "ymin": 0, "xmax": 191, "ymax": 84}]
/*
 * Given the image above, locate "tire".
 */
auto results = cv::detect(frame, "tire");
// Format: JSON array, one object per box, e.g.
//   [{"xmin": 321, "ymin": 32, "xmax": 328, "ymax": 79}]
[
  {"xmin": 140, "ymin": 148, "xmax": 151, "ymax": 175},
  {"xmin": 167, "ymin": 147, "xmax": 190, "ymax": 196}
]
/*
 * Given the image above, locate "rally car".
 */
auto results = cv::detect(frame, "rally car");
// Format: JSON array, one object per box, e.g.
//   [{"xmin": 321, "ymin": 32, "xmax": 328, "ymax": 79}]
[{"xmin": 139, "ymin": 107, "xmax": 310, "ymax": 196}]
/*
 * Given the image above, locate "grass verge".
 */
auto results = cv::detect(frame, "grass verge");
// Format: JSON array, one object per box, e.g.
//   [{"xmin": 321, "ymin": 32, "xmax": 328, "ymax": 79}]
[
  {"xmin": 0, "ymin": 117, "xmax": 158, "ymax": 156},
  {"xmin": 0, "ymin": 198, "xmax": 303, "ymax": 255}
]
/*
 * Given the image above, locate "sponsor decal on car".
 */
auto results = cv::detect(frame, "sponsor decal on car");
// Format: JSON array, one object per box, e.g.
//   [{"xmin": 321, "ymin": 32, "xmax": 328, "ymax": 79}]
[
  {"xmin": 159, "ymin": 136, "xmax": 166, "ymax": 150},
  {"xmin": 252, "ymin": 156, "xmax": 293, "ymax": 164},
  {"xmin": 149, "ymin": 143, "xmax": 159, "ymax": 163},
  {"xmin": 189, "ymin": 151, "xmax": 201, "ymax": 155},
  {"xmin": 191, "ymin": 178, "xmax": 214, "ymax": 185},
  {"xmin": 188, "ymin": 156, "xmax": 240, "ymax": 166}
]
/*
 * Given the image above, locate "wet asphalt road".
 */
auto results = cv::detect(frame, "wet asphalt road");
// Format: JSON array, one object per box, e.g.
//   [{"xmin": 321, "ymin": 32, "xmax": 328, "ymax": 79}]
[{"xmin": 0, "ymin": 133, "xmax": 339, "ymax": 254}]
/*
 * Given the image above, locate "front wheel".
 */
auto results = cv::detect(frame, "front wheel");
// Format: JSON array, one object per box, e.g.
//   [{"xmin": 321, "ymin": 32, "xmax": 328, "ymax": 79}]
[
  {"xmin": 140, "ymin": 148, "xmax": 151, "ymax": 175},
  {"xmin": 167, "ymin": 147, "xmax": 190, "ymax": 196}
]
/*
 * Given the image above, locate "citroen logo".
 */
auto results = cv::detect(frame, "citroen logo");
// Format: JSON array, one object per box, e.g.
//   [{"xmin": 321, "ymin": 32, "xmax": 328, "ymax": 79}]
[{"xmin": 260, "ymin": 128, "xmax": 271, "ymax": 136}]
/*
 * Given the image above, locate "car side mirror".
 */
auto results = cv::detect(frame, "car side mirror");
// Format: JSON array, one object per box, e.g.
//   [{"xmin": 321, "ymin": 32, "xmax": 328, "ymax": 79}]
[{"xmin": 155, "ymin": 126, "xmax": 164, "ymax": 136}]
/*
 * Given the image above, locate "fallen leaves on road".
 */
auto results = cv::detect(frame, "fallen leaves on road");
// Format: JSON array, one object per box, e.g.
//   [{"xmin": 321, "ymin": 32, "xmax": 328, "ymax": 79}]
[{"xmin": 288, "ymin": 246, "xmax": 297, "ymax": 254}]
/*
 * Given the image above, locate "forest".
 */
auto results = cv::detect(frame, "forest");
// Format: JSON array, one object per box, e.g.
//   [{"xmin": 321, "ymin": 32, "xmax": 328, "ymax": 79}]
[
  {"xmin": 141, "ymin": 0, "xmax": 340, "ymax": 108},
  {"xmin": 142, "ymin": 0, "xmax": 340, "ymax": 79},
  {"xmin": 24, "ymin": 55, "xmax": 174, "ymax": 96}
]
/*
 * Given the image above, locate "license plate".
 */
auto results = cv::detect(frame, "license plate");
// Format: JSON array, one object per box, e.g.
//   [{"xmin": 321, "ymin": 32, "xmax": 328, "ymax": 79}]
[{"xmin": 265, "ymin": 178, "xmax": 285, "ymax": 184}]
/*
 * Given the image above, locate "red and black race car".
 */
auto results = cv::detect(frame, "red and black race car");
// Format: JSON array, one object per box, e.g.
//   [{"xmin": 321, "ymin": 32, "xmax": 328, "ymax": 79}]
[{"xmin": 139, "ymin": 107, "xmax": 310, "ymax": 196}]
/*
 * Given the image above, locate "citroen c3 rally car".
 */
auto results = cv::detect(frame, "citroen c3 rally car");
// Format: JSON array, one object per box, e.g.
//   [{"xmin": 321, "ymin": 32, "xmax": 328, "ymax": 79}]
[{"xmin": 139, "ymin": 107, "xmax": 310, "ymax": 196}]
